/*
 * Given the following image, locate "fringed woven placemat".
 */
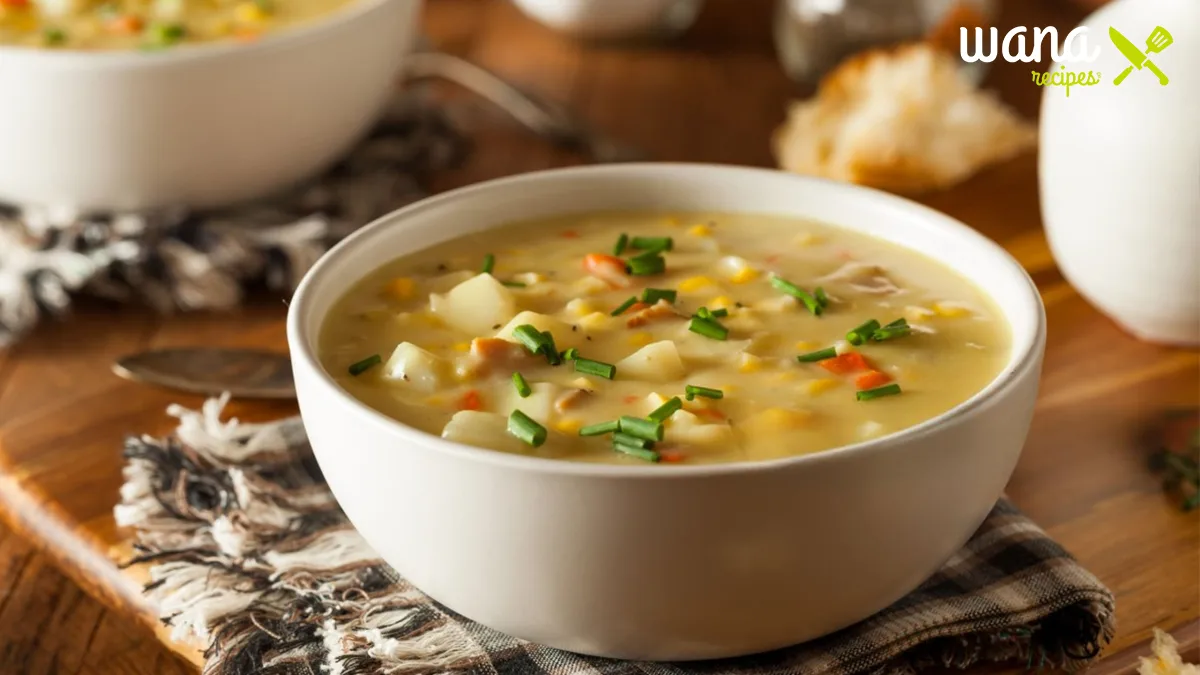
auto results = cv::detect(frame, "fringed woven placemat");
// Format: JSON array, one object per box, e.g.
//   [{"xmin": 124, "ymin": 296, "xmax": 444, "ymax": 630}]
[
  {"xmin": 0, "ymin": 90, "xmax": 467, "ymax": 348},
  {"xmin": 117, "ymin": 396, "xmax": 1115, "ymax": 675}
]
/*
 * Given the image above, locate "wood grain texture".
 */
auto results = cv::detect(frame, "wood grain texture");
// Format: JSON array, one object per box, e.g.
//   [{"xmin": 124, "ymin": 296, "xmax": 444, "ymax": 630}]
[{"xmin": 0, "ymin": 0, "xmax": 1195, "ymax": 672}]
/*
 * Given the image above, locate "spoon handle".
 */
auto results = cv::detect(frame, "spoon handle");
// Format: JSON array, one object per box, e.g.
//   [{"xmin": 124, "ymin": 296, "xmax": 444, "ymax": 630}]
[{"xmin": 113, "ymin": 348, "xmax": 296, "ymax": 400}]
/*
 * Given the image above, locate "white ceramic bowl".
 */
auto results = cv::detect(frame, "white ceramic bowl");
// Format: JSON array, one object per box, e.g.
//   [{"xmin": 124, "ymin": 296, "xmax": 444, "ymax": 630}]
[
  {"xmin": 287, "ymin": 164, "xmax": 1046, "ymax": 661},
  {"xmin": 0, "ymin": 0, "xmax": 420, "ymax": 211}
]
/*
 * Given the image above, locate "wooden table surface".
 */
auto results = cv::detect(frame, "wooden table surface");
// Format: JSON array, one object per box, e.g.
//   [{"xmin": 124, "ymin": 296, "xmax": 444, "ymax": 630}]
[{"xmin": 1, "ymin": 0, "xmax": 1197, "ymax": 673}]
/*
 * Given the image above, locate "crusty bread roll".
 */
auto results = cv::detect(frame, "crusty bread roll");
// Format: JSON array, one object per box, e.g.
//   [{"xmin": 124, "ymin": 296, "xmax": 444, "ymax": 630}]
[{"xmin": 772, "ymin": 43, "xmax": 1036, "ymax": 194}]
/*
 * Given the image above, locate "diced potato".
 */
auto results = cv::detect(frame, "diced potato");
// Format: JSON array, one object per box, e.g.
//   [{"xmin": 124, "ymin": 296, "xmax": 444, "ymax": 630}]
[
  {"xmin": 441, "ymin": 411, "xmax": 528, "ymax": 454},
  {"xmin": 499, "ymin": 382, "xmax": 559, "ymax": 425},
  {"xmin": 674, "ymin": 331, "xmax": 752, "ymax": 361},
  {"xmin": 858, "ymin": 421, "xmax": 886, "ymax": 440},
  {"xmin": 430, "ymin": 274, "xmax": 517, "ymax": 335},
  {"xmin": 572, "ymin": 276, "xmax": 611, "ymax": 296},
  {"xmin": 494, "ymin": 311, "xmax": 582, "ymax": 350},
  {"xmin": 382, "ymin": 343, "xmax": 450, "ymax": 392},
  {"xmin": 616, "ymin": 341, "xmax": 685, "ymax": 382},
  {"xmin": 669, "ymin": 409, "xmax": 735, "ymax": 445}
]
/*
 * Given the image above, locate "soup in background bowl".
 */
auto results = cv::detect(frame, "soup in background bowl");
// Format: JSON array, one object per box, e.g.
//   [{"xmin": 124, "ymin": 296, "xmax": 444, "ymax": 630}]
[
  {"xmin": 320, "ymin": 211, "xmax": 1011, "ymax": 465},
  {"xmin": 287, "ymin": 164, "xmax": 1045, "ymax": 661}
]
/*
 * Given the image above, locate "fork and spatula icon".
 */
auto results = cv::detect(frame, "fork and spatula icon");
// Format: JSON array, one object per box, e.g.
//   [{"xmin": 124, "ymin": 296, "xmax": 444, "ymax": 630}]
[{"xmin": 1110, "ymin": 25, "xmax": 1173, "ymax": 86}]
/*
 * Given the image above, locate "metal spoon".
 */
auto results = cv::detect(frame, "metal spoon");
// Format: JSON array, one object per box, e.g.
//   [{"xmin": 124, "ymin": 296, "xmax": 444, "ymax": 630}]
[{"xmin": 113, "ymin": 348, "xmax": 295, "ymax": 399}]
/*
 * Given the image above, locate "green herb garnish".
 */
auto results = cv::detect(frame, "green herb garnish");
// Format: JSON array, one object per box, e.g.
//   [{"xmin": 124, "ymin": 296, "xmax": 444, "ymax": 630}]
[
  {"xmin": 611, "ymin": 296, "xmax": 639, "ymax": 316},
  {"xmin": 688, "ymin": 316, "xmax": 728, "ymax": 341},
  {"xmin": 613, "ymin": 233, "xmax": 629, "ymax": 256},
  {"xmin": 856, "ymin": 383, "xmax": 902, "ymax": 401},
  {"xmin": 574, "ymin": 358, "xmax": 616, "ymax": 380},
  {"xmin": 143, "ymin": 21, "xmax": 185, "ymax": 48},
  {"xmin": 846, "ymin": 319, "xmax": 881, "ymax": 346},
  {"xmin": 512, "ymin": 324, "xmax": 549, "ymax": 355},
  {"xmin": 684, "ymin": 385, "xmax": 723, "ymax": 401},
  {"xmin": 648, "ymin": 396, "xmax": 683, "ymax": 422},
  {"xmin": 797, "ymin": 347, "xmax": 837, "ymax": 363},
  {"xmin": 512, "ymin": 372, "xmax": 532, "ymax": 398},
  {"xmin": 348, "ymin": 354, "xmax": 382, "ymax": 376},
  {"xmin": 579, "ymin": 420, "xmax": 619, "ymax": 437},
  {"xmin": 628, "ymin": 253, "xmax": 666, "ymax": 276},
  {"xmin": 508, "ymin": 410, "xmax": 547, "ymax": 447},
  {"xmin": 815, "ymin": 286, "xmax": 830, "ymax": 308},
  {"xmin": 43, "ymin": 27, "xmax": 67, "ymax": 45},
  {"xmin": 613, "ymin": 432, "xmax": 654, "ymax": 449},
  {"xmin": 871, "ymin": 319, "xmax": 912, "ymax": 342},
  {"xmin": 630, "ymin": 236, "xmax": 673, "ymax": 252},
  {"xmin": 614, "ymin": 442, "xmax": 660, "ymax": 462},
  {"xmin": 641, "ymin": 288, "xmax": 677, "ymax": 305},
  {"xmin": 770, "ymin": 276, "xmax": 823, "ymax": 316},
  {"xmin": 561, "ymin": 347, "xmax": 579, "ymax": 361},
  {"xmin": 618, "ymin": 416, "xmax": 664, "ymax": 442},
  {"xmin": 481, "ymin": 254, "xmax": 495, "ymax": 275}
]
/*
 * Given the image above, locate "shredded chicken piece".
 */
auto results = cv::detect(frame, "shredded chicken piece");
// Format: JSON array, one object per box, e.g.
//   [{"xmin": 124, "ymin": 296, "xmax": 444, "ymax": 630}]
[
  {"xmin": 819, "ymin": 261, "xmax": 903, "ymax": 295},
  {"xmin": 554, "ymin": 388, "xmax": 591, "ymax": 412},
  {"xmin": 626, "ymin": 299, "xmax": 684, "ymax": 328}
]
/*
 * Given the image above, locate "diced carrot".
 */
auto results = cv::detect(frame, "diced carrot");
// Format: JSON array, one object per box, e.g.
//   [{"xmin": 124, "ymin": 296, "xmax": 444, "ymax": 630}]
[
  {"xmin": 582, "ymin": 253, "xmax": 631, "ymax": 288},
  {"xmin": 659, "ymin": 449, "xmax": 687, "ymax": 463},
  {"xmin": 690, "ymin": 407, "xmax": 727, "ymax": 422},
  {"xmin": 819, "ymin": 352, "xmax": 872, "ymax": 375},
  {"xmin": 457, "ymin": 390, "xmax": 482, "ymax": 411},
  {"xmin": 0, "ymin": 0, "xmax": 29, "ymax": 7},
  {"xmin": 560, "ymin": 230, "xmax": 580, "ymax": 239},
  {"xmin": 106, "ymin": 14, "xmax": 142, "ymax": 33},
  {"xmin": 855, "ymin": 370, "xmax": 892, "ymax": 390},
  {"xmin": 623, "ymin": 395, "xmax": 641, "ymax": 404}
]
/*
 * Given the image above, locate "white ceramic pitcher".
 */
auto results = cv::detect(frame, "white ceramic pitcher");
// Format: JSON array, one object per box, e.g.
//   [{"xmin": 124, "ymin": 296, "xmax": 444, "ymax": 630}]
[{"xmin": 1039, "ymin": 0, "xmax": 1199, "ymax": 346}]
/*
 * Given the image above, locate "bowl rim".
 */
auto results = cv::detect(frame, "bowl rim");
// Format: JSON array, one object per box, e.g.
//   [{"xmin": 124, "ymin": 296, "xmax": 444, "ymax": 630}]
[
  {"xmin": 0, "ymin": 0, "xmax": 407, "ymax": 67},
  {"xmin": 287, "ymin": 163, "xmax": 1047, "ymax": 479}
]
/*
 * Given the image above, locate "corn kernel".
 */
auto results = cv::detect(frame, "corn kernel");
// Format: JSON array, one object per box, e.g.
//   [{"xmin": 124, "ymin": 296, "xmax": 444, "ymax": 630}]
[
  {"xmin": 234, "ymin": 1, "xmax": 267, "ymax": 22},
  {"xmin": 804, "ymin": 378, "xmax": 839, "ymax": 396},
  {"xmin": 687, "ymin": 224, "xmax": 711, "ymax": 237},
  {"xmin": 730, "ymin": 267, "xmax": 758, "ymax": 284},
  {"xmin": 424, "ymin": 395, "xmax": 446, "ymax": 406},
  {"xmin": 737, "ymin": 353, "xmax": 763, "ymax": 373},
  {"xmin": 628, "ymin": 332, "xmax": 654, "ymax": 347},
  {"xmin": 933, "ymin": 302, "xmax": 972, "ymax": 318},
  {"xmin": 577, "ymin": 311, "xmax": 613, "ymax": 330},
  {"xmin": 566, "ymin": 298, "xmax": 595, "ymax": 317},
  {"xmin": 794, "ymin": 340, "xmax": 816, "ymax": 350},
  {"xmin": 773, "ymin": 371, "xmax": 799, "ymax": 383},
  {"xmin": 555, "ymin": 419, "xmax": 583, "ymax": 434},
  {"xmin": 709, "ymin": 295, "xmax": 735, "ymax": 310},
  {"xmin": 679, "ymin": 276, "xmax": 714, "ymax": 292},
  {"xmin": 452, "ymin": 342, "xmax": 470, "ymax": 353},
  {"xmin": 383, "ymin": 277, "xmax": 415, "ymax": 300}
]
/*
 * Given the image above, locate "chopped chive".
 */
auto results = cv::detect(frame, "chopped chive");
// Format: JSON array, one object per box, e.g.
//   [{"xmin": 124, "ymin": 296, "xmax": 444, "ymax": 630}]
[
  {"xmin": 641, "ymin": 288, "xmax": 677, "ymax": 305},
  {"xmin": 815, "ymin": 286, "xmax": 830, "ymax": 308},
  {"xmin": 512, "ymin": 372, "xmax": 532, "ymax": 398},
  {"xmin": 481, "ymin": 254, "xmax": 495, "ymax": 275},
  {"xmin": 630, "ymin": 236, "xmax": 673, "ymax": 252},
  {"xmin": 618, "ymin": 416, "xmax": 665, "ymax": 442},
  {"xmin": 613, "ymin": 432, "xmax": 654, "ymax": 449},
  {"xmin": 614, "ymin": 442, "xmax": 660, "ymax": 462},
  {"xmin": 541, "ymin": 331, "xmax": 562, "ymax": 365},
  {"xmin": 142, "ymin": 21, "xmax": 184, "ymax": 48},
  {"xmin": 501, "ymin": 281, "xmax": 527, "ymax": 288},
  {"xmin": 684, "ymin": 385, "xmax": 723, "ymax": 401},
  {"xmin": 871, "ymin": 326, "xmax": 912, "ymax": 342},
  {"xmin": 688, "ymin": 317, "xmax": 728, "ymax": 340},
  {"xmin": 43, "ymin": 27, "xmax": 67, "ymax": 45},
  {"xmin": 695, "ymin": 307, "xmax": 713, "ymax": 319},
  {"xmin": 348, "ymin": 354, "xmax": 381, "ymax": 376},
  {"xmin": 885, "ymin": 318, "xmax": 909, "ymax": 328},
  {"xmin": 797, "ymin": 346, "xmax": 837, "ymax": 363},
  {"xmin": 648, "ymin": 396, "xmax": 683, "ymax": 422},
  {"xmin": 628, "ymin": 253, "xmax": 666, "ymax": 276},
  {"xmin": 508, "ymin": 410, "xmax": 547, "ymax": 447},
  {"xmin": 561, "ymin": 347, "xmax": 579, "ymax": 361},
  {"xmin": 512, "ymin": 324, "xmax": 548, "ymax": 355},
  {"xmin": 856, "ymin": 383, "xmax": 902, "ymax": 401},
  {"xmin": 770, "ymin": 276, "xmax": 823, "ymax": 315},
  {"xmin": 613, "ymin": 233, "xmax": 629, "ymax": 256},
  {"xmin": 846, "ymin": 319, "xmax": 881, "ymax": 346},
  {"xmin": 611, "ymin": 296, "xmax": 639, "ymax": 316},
  {"xmin": 710, "ymin": 308, "xmax": 729, "ymax": 318},
  {"xmin": 579, "ymin": 420, "xmax": 619, "ymax": 437},
  {"xmin": 575, "ymin": 358, "xmax": 616, "ymax": 380}
]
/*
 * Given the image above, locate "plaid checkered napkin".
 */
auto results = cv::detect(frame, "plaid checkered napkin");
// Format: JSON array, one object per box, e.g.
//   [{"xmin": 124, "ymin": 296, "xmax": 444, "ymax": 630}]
[{"xmin": 117, "ymin": 397, "xmax": 1114, "ymax": 675}]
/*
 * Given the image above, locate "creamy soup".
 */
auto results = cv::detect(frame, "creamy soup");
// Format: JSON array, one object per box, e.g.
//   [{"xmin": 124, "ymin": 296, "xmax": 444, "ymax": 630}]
[
  {"xmin": 0, "ymin": 0, "xmax": 353, "ymax": 49},
  {"xmin": 320, "ymin": 212, "xmax": 1010, "ymax": 465}
]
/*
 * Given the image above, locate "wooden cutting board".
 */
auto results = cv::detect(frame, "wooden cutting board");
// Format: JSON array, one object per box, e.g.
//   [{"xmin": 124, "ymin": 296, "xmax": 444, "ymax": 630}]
[{"xmin": 0, "ymin": 0, "xmax": 1196, "ymax": 671}]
